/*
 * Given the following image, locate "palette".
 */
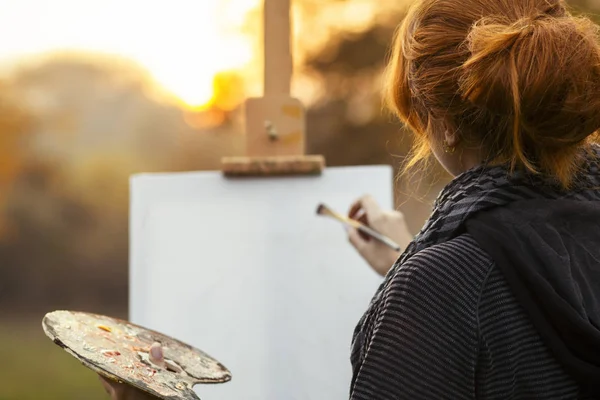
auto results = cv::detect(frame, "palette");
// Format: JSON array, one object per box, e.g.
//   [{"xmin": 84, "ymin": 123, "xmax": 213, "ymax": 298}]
[{"xmin": 42, "ymin": 310, "xmax": 231, "ymax": 399}]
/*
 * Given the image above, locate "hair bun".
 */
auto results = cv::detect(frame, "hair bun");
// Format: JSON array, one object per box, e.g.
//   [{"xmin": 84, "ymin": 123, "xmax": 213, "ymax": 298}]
[{"xmin": 458, "ymin": 13, "xmax": 600, "ymax": 179}]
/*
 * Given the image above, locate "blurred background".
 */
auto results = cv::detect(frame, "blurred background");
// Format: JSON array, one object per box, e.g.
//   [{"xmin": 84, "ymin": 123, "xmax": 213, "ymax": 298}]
[{"xmin": 1, "ymin": 0, "xmax": 599, "ymax": 398}]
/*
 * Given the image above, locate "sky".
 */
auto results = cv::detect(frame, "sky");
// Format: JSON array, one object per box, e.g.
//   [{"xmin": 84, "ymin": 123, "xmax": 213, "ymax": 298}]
[{"xmin": 0, "ymin": 0, "xmax": 261, "ymax": 108}]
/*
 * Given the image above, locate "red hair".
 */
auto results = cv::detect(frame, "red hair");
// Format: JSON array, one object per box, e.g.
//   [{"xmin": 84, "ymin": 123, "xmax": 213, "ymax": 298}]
[{"xmin": 386, "ymin": 0, "xmax": 600, "ymax": 187}]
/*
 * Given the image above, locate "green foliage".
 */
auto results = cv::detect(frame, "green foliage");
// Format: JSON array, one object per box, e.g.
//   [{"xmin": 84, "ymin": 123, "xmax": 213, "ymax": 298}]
[{"xmin": 0, "ymin": 321, "xmax": 107, "ymax": 400}]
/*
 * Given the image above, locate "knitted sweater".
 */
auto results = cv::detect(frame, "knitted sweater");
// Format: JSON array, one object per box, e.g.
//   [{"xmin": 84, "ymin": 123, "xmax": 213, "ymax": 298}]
[
  {"xmin": 349, "ymin": 149, "xmax": 600, "ymax": 399},
  {"xmin": 349, "ymin": 234, "xmax": 596, "ymax": 399}
]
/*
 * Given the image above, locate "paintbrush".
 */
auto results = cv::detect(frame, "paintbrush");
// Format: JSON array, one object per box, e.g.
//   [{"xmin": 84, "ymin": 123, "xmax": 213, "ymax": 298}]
[{"xmin": 316, "ymin": 203, "xmax": 401, "ymax": 252}]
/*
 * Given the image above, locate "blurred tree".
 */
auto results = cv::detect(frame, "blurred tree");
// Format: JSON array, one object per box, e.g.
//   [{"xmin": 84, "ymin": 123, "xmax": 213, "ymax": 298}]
[
  {"xmin": 0, "ymin": 53, "xmax": 246, "ymax": 314},
  {"xmin": 296, "ymin": 0, "xmax": 448, "ymax": 230},
  {"xmin": 0, "ymin": 81, "xmax": 33, "ymax": 239}
]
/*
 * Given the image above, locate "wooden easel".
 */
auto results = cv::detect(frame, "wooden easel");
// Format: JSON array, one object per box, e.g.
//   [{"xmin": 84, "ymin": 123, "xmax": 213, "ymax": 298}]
[{"xmin": 221, "ymin": 0, "xmax": 325, "ymax": 176}]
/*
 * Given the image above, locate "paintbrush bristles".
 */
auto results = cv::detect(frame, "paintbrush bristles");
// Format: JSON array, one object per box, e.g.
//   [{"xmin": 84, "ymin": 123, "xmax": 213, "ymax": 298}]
[
  {"xmin": 316, "ymin": 204, "xmax": 327, "ymax": 216},
  {"xmin": 316, "ymin": 203, "xmax": 361, "ymax": 229},
  {"xmin": 316, "ymin": 204, "xmax": 339, "ymax": 219}
]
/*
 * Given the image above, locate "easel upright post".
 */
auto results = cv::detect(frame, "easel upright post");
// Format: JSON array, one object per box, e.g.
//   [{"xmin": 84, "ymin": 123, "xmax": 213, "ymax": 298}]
[
  {"xmin": 264, "ymin": 0, "xmax": 292, "ymax": 96},
  {"xmin": 221, "ymin": 0, "xmax": 325, "ymax": 176}
]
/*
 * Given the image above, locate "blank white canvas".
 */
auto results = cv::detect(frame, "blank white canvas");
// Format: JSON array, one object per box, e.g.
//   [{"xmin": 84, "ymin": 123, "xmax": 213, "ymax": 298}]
[{"xmin": 130, "ymin": 166, "xmax": 393, "ymax": 400}]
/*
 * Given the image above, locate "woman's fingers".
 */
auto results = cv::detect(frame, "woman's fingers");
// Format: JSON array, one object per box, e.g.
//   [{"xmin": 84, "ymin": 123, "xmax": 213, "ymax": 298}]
[
  {"xmin": 358, "ymin": 195, "xmax": 381, "ymax": 215},
  {"xmin": 346, "ymin": 196, "xmax": 412, "ymax": 277},
  {"xmin": 347, "ymin": 226, "xmax": 398, "ymax": 276},
  {"xmin": 98, "ymin": 375, "xmax": 117, "ymax": 399},
  {"xmin": 97, "ymin": 343, "xmax": 165, "ymax": 399},
  {"xmin": 347, "ymin": 227, "xmax": 367, "ymax": 254},
  {"xmin": 349, "ymin": 196, "xmax": 383, "ymax": 221},
  {"xmin": 349, "ymin": 195, "xmax": 386, "ymax": 242},
  {"xmin": 98, "ymin": 375, "xmax": 159, "ymax": 399},
  {"xmin": 348, "ymin": 200, "xmax": 363, "ymax": 220}
]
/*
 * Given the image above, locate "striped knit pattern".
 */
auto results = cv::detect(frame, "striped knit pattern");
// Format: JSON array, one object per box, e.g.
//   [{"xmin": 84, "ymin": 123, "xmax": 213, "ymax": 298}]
[
  {"xmin": 350, "ymin": 146, "xmax": 600, "ymax": 399},
  {"xmin": 350, "ymin": 235, "xmax": 595, "ymax": 399},
  {"xmin": 352, "ymin": 148, "xmax": 600, "ymax": 363}
]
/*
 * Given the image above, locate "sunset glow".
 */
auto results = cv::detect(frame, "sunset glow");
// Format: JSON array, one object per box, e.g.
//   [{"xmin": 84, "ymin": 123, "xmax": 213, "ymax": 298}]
[{"xmin": 0, "ymin": 0, "xmax": 261, "ymax": 109}]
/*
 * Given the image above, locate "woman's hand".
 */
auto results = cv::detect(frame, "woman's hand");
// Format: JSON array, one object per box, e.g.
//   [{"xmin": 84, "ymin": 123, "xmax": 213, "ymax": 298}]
[
  {"xmin": 99, "ymin": 376, "xmax": 158, "ymax": 400},
  {"xmin": 347, "ymin": 195, "xmax": 413, "ymax": 276},
  {"xmin": 98, "ymin": 343, "xmax": 164, "ymax": 400}
]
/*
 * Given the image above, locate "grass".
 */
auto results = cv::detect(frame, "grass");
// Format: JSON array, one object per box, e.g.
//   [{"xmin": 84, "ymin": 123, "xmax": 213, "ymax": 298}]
[{"xmin": 0, "ymin": 317, "xmax": 108, "ymax": 400}]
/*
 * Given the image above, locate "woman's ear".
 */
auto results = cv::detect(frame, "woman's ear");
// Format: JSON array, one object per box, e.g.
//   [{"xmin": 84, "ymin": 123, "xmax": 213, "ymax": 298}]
[{"xmin": 444, "ymin": 128, "xmax": 459, "ymax": 147}]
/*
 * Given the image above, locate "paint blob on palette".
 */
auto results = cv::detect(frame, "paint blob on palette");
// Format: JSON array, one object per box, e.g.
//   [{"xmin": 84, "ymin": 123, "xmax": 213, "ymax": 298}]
[{"xmin": 42, "ymin": 310, "xmax": 231, "ymax": 400}]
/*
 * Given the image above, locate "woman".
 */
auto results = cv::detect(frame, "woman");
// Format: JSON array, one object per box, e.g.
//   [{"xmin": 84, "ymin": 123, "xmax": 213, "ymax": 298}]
[{"xmin": 102, "ymin": 0, "xmax": 600, "ymax": 397}]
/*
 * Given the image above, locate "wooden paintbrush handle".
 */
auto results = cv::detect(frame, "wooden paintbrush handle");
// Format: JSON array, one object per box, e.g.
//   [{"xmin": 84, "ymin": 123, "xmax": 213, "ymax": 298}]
[{"xmin": 357, "ymin": 225, "xmax": 401, "ymax": 252}]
